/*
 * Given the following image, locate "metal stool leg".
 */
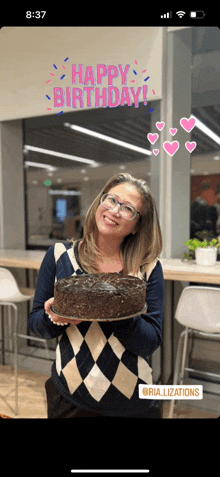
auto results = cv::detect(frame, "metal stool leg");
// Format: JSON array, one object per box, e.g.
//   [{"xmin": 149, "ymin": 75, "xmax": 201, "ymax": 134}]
[
  {"xmin": 168, "ymin": 328, "xmax": 188, "ymax": 419},
  {"xmin": 0, "ymin": 301, "xmax": 50, "ymax": 416},
  {"xmin": 13, "ymin": 305, "xmax": 19, "ymax": 416},
  {"xmin": 179, "ymin": 328, "xmax": 189, "ymax": 385},
  {"xmin": 19, "ymin": 333, "xmax": 51, "ymax": 360},
  {"xmin": 46, "ymin": 342, "xmax": 50, "ymax": 360},
  {"xmin": 0, "ymin": 305, "xmax": 5, "ymax": 365}
]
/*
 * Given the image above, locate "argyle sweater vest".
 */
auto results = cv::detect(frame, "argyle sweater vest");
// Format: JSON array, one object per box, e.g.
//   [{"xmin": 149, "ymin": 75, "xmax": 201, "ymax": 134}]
[{"xmin": 51, "ymin": 242, "xmax": 155, "ymax": 417}]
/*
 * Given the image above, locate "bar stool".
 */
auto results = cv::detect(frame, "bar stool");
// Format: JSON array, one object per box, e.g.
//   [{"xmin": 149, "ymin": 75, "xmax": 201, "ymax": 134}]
[
  {"xmin": 0, "ymin": 267, "xmax": 50, "ymax": 416},
  {"xmin": 168, "ymin": 286, "xmax": 220, "ymax": 418}
]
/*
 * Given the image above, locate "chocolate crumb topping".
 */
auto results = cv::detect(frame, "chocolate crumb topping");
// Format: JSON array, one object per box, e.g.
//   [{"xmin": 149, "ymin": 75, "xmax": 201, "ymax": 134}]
[{"xmin": 53, "ymin": 272, "xmax": 146, "ymax": 320}]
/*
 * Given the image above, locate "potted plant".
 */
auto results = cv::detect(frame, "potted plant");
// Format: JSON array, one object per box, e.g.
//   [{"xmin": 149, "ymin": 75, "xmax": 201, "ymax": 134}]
[{"xmin": 184, "ymin": 237, "xmax": 220, "ymax": 266}]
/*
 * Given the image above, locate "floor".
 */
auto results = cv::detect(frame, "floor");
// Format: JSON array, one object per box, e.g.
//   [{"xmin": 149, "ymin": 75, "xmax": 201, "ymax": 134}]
[{"xmin": 0, "ymin": 364, "xmax": 219, "ymax": 419}]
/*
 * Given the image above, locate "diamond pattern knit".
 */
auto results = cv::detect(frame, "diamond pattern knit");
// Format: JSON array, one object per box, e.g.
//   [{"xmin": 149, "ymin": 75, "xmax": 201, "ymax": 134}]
[{"xmin": 29, "ymin": 241, "xmax": 165, "ymax": 417}]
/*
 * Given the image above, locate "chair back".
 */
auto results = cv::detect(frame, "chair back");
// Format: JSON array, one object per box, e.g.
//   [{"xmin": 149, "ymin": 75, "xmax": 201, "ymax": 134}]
[
  {"xmin": 0, "ymin": 267, "xmax": 21, "ymax": 300},
  {"xmin": 175, "ymin": 286, "xmax": 220, "ymax": 333}
]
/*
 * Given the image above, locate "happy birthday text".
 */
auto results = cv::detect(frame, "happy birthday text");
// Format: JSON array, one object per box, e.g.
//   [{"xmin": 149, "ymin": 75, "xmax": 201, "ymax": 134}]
[{"xmin": 54, "ymin": 64, "xmax": 148, "ymax": 109}]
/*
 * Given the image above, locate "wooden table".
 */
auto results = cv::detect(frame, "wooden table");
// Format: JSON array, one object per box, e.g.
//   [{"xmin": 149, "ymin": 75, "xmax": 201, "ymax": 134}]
[
  {"xmin": 0, "ymin": 249, "xmax": 46, "ymax": 295},
  {"xmin": 1, "ymin": 249, "xmax": 219, "ymax": 282},
  {"xmin": 160, "ymin": 258, "xmax": 220, "ymax": 284},
  {"xmin": 0, "ymin": 249, "xmax": 46, "ymax": 270}
]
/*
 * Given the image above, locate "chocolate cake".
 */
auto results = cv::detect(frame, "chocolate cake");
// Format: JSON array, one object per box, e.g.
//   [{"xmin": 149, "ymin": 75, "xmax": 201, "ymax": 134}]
[{"xmin": 53, "ymin": 273, "xmax": 147, "ymax": 320}]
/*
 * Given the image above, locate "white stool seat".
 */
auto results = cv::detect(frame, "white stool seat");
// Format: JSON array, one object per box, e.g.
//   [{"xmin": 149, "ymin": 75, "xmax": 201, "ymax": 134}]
[
  {"xmin": 0, "ymin": 292, "xmax": 32, "ymax": 303},
  {"xmin": 168, "ymin": 286, "xmax": 220, "ymax": 418},
  {"xmin": 0, "ymin": 267, "xmax": 50, "ymax": 416},
  {"xmin": 0, "ymin": 268, "xmax": 34, "ymax": 303},
  {"xmin": 174, "ymin": 286, "xmax": 220, "ymax": 333}
]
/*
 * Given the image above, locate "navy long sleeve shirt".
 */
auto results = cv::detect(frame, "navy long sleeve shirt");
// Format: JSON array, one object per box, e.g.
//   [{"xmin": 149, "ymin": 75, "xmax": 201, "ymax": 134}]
[{"xmin": 29, "ymin": 241, "xmax": 165, "ymax": 417}]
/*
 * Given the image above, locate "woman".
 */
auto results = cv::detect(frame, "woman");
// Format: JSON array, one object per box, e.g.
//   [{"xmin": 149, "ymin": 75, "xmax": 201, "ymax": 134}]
[{"xmin": 29, "ymin": 173, "xmax": 165, "ymax": 418}]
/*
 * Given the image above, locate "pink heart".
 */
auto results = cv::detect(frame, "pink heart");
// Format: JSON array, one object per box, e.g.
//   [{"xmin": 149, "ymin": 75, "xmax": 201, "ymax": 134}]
[
  {"xmin": 180, "ymin": 117, "xmax": 196, "ymax": 133},
  {"xmin": 163, "ymin": 141, "xmax": 180, "ymax": 157},
  {"xmin": 185, "ymin": 141, "xmax": 197, "ymax": 153},
  {"xmin": 147, "ymin": 133, "xmax": 159, "ymax": 145},
  {"xmin": 156, "ymin": 122, "xmax": 165, "ymax": 131},
  {"xmin": 170, "ymin": 128, "xmax": 177, "ymax": 136},
  {"xmin": 153, "ymin": 149, "xmax": 159, "ymax": 156}
]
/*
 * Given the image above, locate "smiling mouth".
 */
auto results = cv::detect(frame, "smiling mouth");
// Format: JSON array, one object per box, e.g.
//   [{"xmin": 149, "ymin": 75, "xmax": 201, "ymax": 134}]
[{"xmin": 103, "ymin": 215, "xmax": 119, "ymax": 225}]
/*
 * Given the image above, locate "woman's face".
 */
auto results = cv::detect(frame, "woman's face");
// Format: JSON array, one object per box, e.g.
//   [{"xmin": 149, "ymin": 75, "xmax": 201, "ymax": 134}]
[{"xmin": 95, "ymin": 182, "xmax": 143, "ymax": 241}]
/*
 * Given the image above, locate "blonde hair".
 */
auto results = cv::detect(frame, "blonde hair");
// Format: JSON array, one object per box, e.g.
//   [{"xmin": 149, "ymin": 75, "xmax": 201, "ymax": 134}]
[{"xmin": 71, "ymin": 173, "xmax": 163, "ymax": 278}]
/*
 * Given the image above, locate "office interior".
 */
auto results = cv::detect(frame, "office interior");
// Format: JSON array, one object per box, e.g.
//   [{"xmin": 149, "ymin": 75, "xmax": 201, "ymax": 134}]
[{"xmin": 0, "ymin": 26, "xmax": 220, "ymax": 418}]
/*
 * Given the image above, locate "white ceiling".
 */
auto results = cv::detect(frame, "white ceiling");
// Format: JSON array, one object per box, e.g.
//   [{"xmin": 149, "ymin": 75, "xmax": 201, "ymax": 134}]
[{"xmin": 23, "ymin": 27, "xmax": 220, "ymax": 182}]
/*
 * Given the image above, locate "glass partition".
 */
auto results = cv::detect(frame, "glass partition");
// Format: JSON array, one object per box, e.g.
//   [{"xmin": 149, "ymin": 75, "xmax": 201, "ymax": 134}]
[
  {"xmin": 190, "ymin": 27, "xmax": 220, "ymax": 247},
  {"xmin": 24, "ymin": 103, "xmax": 153, "ymax": 249}
]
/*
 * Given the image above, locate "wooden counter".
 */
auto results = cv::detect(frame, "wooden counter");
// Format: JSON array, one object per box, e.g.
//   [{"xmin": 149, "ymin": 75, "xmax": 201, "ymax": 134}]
[
  {"xmin": 160, "ymin": 258, "xmax": 220, "ymax": 284},
  {"xmin": 0, "ymin": 249, "xmax": 46, "ymax": 270},
  {"xmin": 1, "ymin": 249, "xmax": 220, "ymax": 283}
]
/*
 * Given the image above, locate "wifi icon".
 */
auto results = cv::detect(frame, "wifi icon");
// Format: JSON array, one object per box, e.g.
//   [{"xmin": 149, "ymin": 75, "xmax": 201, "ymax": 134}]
[{"xmin": 176, "ymin": 11, "xmax": 186, "ymax": 18}]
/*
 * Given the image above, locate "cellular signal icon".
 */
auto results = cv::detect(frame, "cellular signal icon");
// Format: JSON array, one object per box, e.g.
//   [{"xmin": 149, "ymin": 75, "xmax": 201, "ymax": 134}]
[{"xmin": 161, "ymin": 11, "xmax": 172, "ymax": 18}]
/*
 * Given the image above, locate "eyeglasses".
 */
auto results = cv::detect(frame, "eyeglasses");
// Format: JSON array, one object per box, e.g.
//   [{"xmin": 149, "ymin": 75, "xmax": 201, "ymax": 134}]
[{"xmin": 100, "ymin": 193, "xmax": 141, "ymax": 221}]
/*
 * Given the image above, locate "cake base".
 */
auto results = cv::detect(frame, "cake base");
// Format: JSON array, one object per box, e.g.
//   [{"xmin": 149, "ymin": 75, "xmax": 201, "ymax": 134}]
[{"xmin": 51, "ymin": 304, "xmax": 147, "ymax": 322}]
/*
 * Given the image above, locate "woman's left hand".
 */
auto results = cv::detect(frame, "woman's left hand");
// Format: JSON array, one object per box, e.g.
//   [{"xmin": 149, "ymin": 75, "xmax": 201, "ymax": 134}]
[{"xmin": 44, "ymin": 297, "xmax": 82, "ymax": 325}]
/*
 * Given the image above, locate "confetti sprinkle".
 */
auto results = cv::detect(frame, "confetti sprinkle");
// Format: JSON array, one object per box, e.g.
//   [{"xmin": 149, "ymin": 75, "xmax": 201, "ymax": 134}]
[
  {"xmin": 46, "ymin": 58, "xmax": 69, "ymax": 115},
  {"xmin": 130, "ymin": 80, "xmax": 136, "ymax": 83},
  {"xmin": 144, "ymin": 76, "xmax": 150, "ymax": 82},
  {"xmin": 133, "ymin": 70, "xmax": 137, "ymax": 75},
  {"xmin": 135, "ymin": 60, "xmax": 138, "ymax": 65},
  {"xmin": 44, "ymin": 180, "xmax": 52, "ymax": 186},
  {"xmin": 142, "ymin": 69, "xmax": 147, "ymax": 73},
  {"xmin": 152, "ymin": 90, "xmax": 156, "ymax": 95},
  {"xmin": 149, "ymin": 108, "xmax": 155, "ymax": 113}
]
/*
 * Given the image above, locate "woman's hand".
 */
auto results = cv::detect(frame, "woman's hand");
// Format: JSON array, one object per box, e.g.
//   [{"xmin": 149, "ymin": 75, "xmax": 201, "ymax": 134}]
[{"xmin": 44, "ymin": 297, "xmax": 82, "ymax": 325}]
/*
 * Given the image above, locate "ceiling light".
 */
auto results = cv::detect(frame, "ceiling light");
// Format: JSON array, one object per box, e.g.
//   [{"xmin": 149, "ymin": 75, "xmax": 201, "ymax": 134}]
[
  {"xmin": 24, "ymin": 160, "xmax": 57, "ymax": 172},
  {"xmin": 191, "ymin": 115, "xmax": 220, "ymax": 145},
  {"xmin": 64, "ymin": 123, "xmax": 152, "ymax": 156},
  {"xmin": 49, "ymin": 190, "xmax": 81, "ymax": 195},
  {"xmin": 24, "ymin": 145, "xmax": 100, "ymax": 167}
]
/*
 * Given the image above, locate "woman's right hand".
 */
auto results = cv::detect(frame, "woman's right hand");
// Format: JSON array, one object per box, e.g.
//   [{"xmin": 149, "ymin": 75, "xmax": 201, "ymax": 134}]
[{"xmin": 44, "ymin": 297, "xmax": 82, "ymax": 325}]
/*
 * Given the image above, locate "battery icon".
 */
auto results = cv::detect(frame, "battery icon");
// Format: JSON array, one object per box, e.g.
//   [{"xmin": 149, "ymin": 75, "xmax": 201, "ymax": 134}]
[{"xmin": 190, "ymin": 11, "xmax": 205, "ymax": 18}]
